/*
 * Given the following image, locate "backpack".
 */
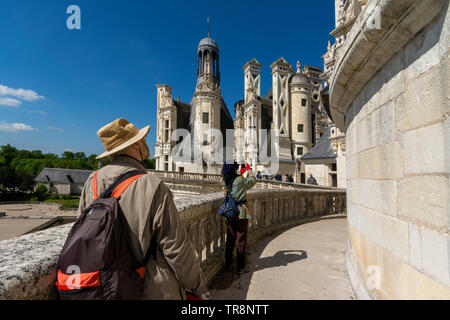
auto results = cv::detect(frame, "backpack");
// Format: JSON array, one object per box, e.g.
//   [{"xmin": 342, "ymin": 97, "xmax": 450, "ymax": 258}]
[
  {"xmin": 55, "ymin": 170, "xmax": 150, "ymax": 300},
  {"xmin": 218, "ymin": 180, "xmax": 243, "ymax": 220}
]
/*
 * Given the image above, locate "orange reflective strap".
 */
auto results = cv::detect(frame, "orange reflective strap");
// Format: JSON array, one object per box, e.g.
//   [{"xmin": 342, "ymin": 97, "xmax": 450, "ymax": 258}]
[
  {"xmin": 55, "ymin": 269, "xmax": 101, "ymax": 291},
  {"xmin": 136, "ymin": 267, "xmax": 146, "ymax": 279},
  {"xmin": 111, "ymin": 174, "xmax": 145, "ymax": 199},
  {"xmin": 93, "ymin": 171, "xmax": 99, "ymax": 200}
]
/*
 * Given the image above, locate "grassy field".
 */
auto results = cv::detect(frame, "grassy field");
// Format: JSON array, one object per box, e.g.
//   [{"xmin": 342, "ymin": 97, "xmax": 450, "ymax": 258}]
[
  {"xmin": 44, "ymin": 198, "xmax": 80, "ymax": 209},
  {"xmin": 30, "ymin": 193, "xmax": 80, "ymax": 209}
]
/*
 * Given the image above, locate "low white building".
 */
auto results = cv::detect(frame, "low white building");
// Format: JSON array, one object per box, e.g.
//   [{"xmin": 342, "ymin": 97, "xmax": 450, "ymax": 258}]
[
  {"xmin": 35, "ymin": 168, "xmax": 92, "ymax": 195},
  {"xmin": 300, "ymin": 128, "xmax": 337, "ymax": 187}
]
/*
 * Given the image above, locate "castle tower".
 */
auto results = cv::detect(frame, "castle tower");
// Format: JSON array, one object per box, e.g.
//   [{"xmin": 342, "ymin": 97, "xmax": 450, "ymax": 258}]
[
  {"xmin": 239, "ymin": 58, "xmax": 263, "ymax": 168},
  {"xmin": 243, "ymin": 58, "xmax": 261, "ymax": 102},
  {"xmin": 270, "ymin": 57, "xmax": 294, "ymax": 161},
  {"xmin": 289, "ymin": 61, "xmax": 312, "ymax": 158},
  {"xmin": 154, "ymin": 84, "xmax": 176, "ymax": 171},
  {"xmin": 233, "ymin": 102, "xmax": 245, "ymax": 163},
  {"xmin": 192, "ymin": 35, "xmax": 225, "ymax": 172}
]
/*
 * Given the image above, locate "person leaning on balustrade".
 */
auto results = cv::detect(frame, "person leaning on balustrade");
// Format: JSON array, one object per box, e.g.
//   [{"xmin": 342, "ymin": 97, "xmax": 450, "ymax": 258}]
[{"xmin": 307, "ymin": 173, "xmax": 318, "ymax": 185}]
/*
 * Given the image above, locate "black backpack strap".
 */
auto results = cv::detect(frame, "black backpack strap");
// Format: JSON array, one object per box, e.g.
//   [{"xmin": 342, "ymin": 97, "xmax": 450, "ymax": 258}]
[{"xmin": 100, "ymin": 170, "xmax": 147, "ymax": 199}]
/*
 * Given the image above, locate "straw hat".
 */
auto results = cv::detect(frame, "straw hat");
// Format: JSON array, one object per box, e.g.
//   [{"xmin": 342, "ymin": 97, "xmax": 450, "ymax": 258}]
[{"xmin": 95, "ymin": 118, "xmax": 150, "ymax": 159}]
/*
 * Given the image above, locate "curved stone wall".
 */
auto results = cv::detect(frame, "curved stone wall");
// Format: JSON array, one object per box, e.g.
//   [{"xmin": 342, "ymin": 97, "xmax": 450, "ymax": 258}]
[
  {"xmin": 330, "ymin": 0, "xmax": 450, "ymax": 299},
  {"xmin": 0, "ymin": 188, "xmax": 345, "ymax": 300}
]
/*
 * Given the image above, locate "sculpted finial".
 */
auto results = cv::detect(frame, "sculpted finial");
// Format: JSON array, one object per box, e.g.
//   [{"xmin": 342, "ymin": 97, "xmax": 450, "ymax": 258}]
[{"xmin": 296, "ymin": 60, "xmax": 301, "ymax": 73}]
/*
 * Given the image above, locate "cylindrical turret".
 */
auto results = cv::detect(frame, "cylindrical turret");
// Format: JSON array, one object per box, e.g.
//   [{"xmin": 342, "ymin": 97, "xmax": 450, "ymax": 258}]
[{"xmin": 290, "ymin": 61, "xmax": 312, "ymax": 157}]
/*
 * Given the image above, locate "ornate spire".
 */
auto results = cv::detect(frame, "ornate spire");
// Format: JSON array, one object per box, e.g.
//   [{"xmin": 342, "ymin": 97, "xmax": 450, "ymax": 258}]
[
  {"xmin": 207, "ymin": 17, "xmax": 210, "ymax": 37},
  {"xmin": 296, "ymin": 60, "xmax": 302, "ymax": 73}
]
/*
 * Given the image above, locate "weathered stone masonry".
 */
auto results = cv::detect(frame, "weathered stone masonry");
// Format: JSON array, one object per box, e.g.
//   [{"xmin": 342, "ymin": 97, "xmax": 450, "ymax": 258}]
[{"xmin": 329, "ymin": 0, "xmax": 450, "ymax": 299}]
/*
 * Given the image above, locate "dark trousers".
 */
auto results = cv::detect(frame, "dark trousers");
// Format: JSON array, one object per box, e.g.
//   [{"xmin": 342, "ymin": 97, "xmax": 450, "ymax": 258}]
[{"xmin": 225, "ymin": 219, "xmax": 249, "ymax": 271}]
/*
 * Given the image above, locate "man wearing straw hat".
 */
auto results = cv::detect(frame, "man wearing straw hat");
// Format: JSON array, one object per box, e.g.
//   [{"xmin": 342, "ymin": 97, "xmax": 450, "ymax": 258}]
[{"xmin": 78, "ymin": 118, "xmax": 210, "ymax": 300}]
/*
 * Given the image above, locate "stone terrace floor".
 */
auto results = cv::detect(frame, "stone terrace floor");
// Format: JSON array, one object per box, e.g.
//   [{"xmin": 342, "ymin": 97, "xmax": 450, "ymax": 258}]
[
  {"xmin": 0, "ymin": 204, "xmax": 77, "ymax": 241},
  {"xmin": 210, "ymin": 217, "xmax": 355, "ymax": 300}
]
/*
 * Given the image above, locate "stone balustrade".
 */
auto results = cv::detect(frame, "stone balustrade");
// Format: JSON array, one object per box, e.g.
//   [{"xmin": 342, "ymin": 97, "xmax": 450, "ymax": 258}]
[
  {"xmin": 149, "ymin": 169, "xmax": 341, "ymax": 193},
  {"xmin": 148, "ymin": 169, "xmax": 223, "ymax": 182},
  {"xmin": 0, "ymin": 187, "xmax": 346, "ymax": 299}
]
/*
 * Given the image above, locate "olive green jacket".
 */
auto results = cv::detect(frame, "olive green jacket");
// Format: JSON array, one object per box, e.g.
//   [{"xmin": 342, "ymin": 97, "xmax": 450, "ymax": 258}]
[
  {"xmin": 227, "ymin": 170, "xmax": 256, "ymax": 220},
  {"xmin": 77, "ymin": 155, "xmax": 208, "ymax": 299}
]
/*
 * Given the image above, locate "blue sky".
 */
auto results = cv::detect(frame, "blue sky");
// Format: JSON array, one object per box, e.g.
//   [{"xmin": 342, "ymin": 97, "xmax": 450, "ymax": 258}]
[{"xmin": 0, "ymin": 0, "xmax": 335, "ymax": 157}]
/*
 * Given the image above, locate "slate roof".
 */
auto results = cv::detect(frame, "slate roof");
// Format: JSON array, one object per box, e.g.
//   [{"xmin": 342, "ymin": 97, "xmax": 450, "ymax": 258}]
[
  {"xmin": 198, "ymin": 37, "xmax": 219, "ymax": 50},
  {"xmin": 301, "ymin": 128, "xmax": 336, "ymax": 161},
  {"xmin": 289, "ymin": 72, "xmax": 311, "ymax": 86},
  {"xmin": 220, "ymin": 97, "xmax": 234, "ymax": 131},
  {"xmin": 35, "ymin": 168, "xmax": 93, "ymax": 184},
  {"xmin": 173, "ymin": 99, "xmax": 191, "ymax": 131}
]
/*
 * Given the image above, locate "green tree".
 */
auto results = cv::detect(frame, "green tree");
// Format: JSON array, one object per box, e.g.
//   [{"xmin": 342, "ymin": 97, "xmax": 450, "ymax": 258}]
[
  {"xmin": 0, "ymin": 165, "xmax": 15, "ymax": 192},
  {"xmin": 87, "ymin": 154, "xmax": 98, "ymax": 169},
  {"xmin": 0, "ymin": 144, "xmax": 18, "ymax": 165},
  {"xmin": 44, "ymin": 153, "xmax": 58, "ymax": 159},
  {"xmin": 99, "ymin": 158, "xmax": 112, "ymax": 167},
  {"xmin": 74, "ymin": 152, "xmax": 87, "ymax": 161},
  {"xmin": 30, "ymin": 150, "xmax": 43, "ymax": 159},
  {"xmin": 15, "ymin": 170, "xmax": 35, "ymax": 193},
  {"xmin": 62, "ymin": 151, "xmax": 75, "ymax": 160},
  {"xmin": 143, "ymin": 158, "xmax": 156, "ymax": 169},
  {"xmin": 17, "ymin": 150, "xmax": 32, "ymax": 159},
  {"xmin": 35, "ymin": 184, "xmax": 48, "ymax": 200}
]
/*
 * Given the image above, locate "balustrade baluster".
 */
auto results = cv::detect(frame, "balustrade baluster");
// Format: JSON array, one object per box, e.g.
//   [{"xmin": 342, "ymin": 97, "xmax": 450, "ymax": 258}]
[
  {"xmin": 308, "ymin": 196, "xmax": 313, "ymax": 217},
  {"xmin": 211, "ymin": 214, "xmax": 219, "ymax": 258},
  {"xmin": 266, "ymin": 198, "xmax": 273, "ymax": 226},
  {"xmin": 316, "ymin": 195, "xmax": 321, "ymax": 216},
  {"xmin": 326, "ymin": 195, "xmax": 332, "ymax": 215},
  {"xmin": 273, "ymin": 197, "xmax": 279, "ymax": 224},
  {"xmin": 292, "ymin": 195, "xmax": 297, "ymax": 218},
  {"xmin": 320, "ymin": 195, "xmax": 324, "ymax": 215},
  {"xmin": 204, "ymin": 217, "xmax": 211, "ymax": 264},
  {"xmin": 260, "ymin": 200, "xmax": 265, "ymax": 228},
  {"xmin": 221, "ymin": 216, "xmax": 227, "ymax": 249},
  {"xmin": 191, "ymin": 221, "xmax": 202, "ymax": 261},
  {"xmin": 336, "ymin": 195, "xmax": 340, "ymax": 213},
  {"xmin": 283, "ymin": 196, "xmax": 287, "ymax": 221},
  {"xmin": 289, "ymin": 195, "xmax": 294, "ymax": 220},
  {"xmin": 248, "ymin": 200, "xmax": 255, "ymax": 231},
  {"xmin": 295, "ymin": 194, "xmax": 301, "ymax": 218},
  {"xmin": 250, "ymin": 200, "xmax": 257, "ymax": 231},
  {"xmin": 301, "ymin": 196, "xmax": 305, "ymax": 217}
]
